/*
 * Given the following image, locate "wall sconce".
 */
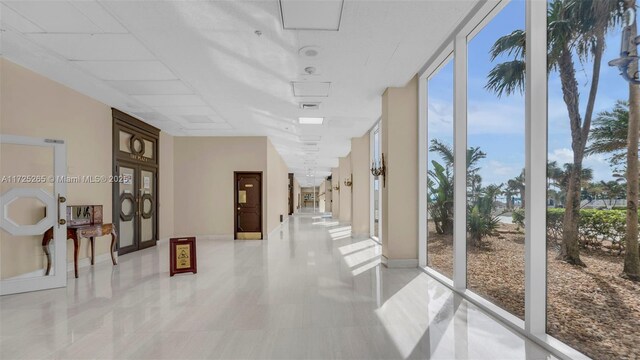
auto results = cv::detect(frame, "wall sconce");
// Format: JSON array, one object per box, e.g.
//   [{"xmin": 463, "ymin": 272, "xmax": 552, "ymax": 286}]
[
  {"xmin": 344, "ymin": 174, "xmax": 353, "ymax": 187},
  {"xmin": 333, "ymin": 184, "xmax": 340, "ymax": 192},
  {"xmin": 371, "ymin": 153, "xmax": 386, "ymax": 188}
]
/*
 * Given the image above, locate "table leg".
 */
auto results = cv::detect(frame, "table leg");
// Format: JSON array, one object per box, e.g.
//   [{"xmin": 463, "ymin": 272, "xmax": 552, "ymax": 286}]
[
  {"xmin": 110, "ymin": 231, "xmax": 118, "ymax": 265},
  {"xmin": 73, "ymin": 237, "xmax": 79, "ymax": 279},
  {"xmin": 90, "ymin": 237, "xmax": 95, "ymax": 265},
  {"xmin": 43, "ymin": 244, "xmax": 51, "ymax": 276}
]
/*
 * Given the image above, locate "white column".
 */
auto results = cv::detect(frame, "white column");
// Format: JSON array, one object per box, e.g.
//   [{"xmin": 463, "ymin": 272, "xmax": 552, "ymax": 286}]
[
  {"xmin": 453, "ymin": 32, "xmax": 467, "ymax": 290},
  {"xmin": 525, "ymin": 0, "xmax": 548, "ymax": 335}
]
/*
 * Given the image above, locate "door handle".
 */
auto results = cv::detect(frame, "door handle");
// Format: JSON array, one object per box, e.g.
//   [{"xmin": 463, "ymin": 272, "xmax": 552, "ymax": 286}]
[
  {"xmin": 57, "ymin": 194, "xmax": 66, "ymax": 228},
  {"xmin": 237, "ymin": 207, "xmax": 241, "ymax": 210}
]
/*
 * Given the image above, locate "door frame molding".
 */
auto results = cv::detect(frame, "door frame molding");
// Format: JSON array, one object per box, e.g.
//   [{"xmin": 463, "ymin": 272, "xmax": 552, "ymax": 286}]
[
  {"xmin": 0, "ymin": 135, "xmax": 67, "ymax": 295},
  {"xmin": 112, "ymin": 109, "xmax": 159, "ymax": 255},
  {"xmin": 233, "ymin": 171, "xmax": 263, "ymax": 240}
]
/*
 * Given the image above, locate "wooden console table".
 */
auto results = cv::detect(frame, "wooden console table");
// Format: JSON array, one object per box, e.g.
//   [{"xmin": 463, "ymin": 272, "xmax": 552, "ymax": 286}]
[{"xmin": 42, "ymin": 224, "xmax": 117, "ymax": 278}]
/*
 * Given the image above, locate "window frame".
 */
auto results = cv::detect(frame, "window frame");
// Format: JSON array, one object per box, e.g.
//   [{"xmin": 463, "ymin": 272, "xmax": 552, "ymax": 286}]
[{"xmin": 417, "ymin": 1, "xmax": 586, "ymax": 359}]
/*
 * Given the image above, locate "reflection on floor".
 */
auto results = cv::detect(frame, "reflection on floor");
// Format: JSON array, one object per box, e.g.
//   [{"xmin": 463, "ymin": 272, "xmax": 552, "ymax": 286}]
[{"xmin": 0, "ymin": 212, "xmax": 557, "ymax": 359}]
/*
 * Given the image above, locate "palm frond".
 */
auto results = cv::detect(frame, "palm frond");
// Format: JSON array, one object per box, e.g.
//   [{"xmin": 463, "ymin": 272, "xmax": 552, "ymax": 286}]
[
  {"xmin": 485, "ymin": 60, "xmax": 526, "ymax": 97},
  {"xmin": 489, "ymin": 30, "xmax": 526, "ymax": 61}
]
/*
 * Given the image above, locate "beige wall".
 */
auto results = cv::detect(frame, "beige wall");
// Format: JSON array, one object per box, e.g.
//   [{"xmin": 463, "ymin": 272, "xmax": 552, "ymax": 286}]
[
  {"xmin": 173, "ymin": 136, "xmax": 267, "ymax": 237},
  {"xmin": 331, "ymin": 167, "xmax": 340, "ymax": 218},
  {"xmin": 318, "ymin": 181, "xmax": 326, "ymax": 212},
  {"xmin": 381, "ymin": 75, "xmax": 419, "ymax": 264},
  {"xmin": 351, "ymin": 133, "xmax": 370, "ymax": 237},
  {"xmin": 339, "ymin": 155, "xmax": 352, "ymax": 223},
  {"xmin": 324, "ymin": 179, "xmax": 332, "ymax": 212},
  {"xmin": 266, "ymin": 139, "xmax": 289, "ymax": 233},
  {"xmin": 0, "ymin": 59, "xmax": 113, "ymax": 278},
  {"xmin": 159, "ymin": 132, "xmax": 174, "ymax": 239}
]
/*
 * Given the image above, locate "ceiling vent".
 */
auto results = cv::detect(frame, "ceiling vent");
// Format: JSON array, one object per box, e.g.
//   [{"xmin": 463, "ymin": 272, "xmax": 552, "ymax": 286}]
[{"xmin": 300, "ymin": 102, "xmax": 320, "ymax": 110}]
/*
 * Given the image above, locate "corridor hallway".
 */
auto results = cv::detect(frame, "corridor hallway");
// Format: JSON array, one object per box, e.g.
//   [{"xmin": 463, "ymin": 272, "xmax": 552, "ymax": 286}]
[{"xmin": 0, "ymin": 213, "xmax": 556, "ymax": 359}]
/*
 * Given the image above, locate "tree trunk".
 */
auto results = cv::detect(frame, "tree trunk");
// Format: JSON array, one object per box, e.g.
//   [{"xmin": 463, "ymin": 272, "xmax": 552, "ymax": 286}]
[
  {"xmin": 556, "ymin": 45, "xmax": 585, "ymax": 265},
  {"xmin": 556, "ymin": 23, "xmax": 606, "ymax": 266},
  {"xmin": 560, "ymin": 162, "xmax": 586, "ymax": 266},
  {"xmin": 623, "ymin": 0, "xmax": 640, "ymax": 281}
]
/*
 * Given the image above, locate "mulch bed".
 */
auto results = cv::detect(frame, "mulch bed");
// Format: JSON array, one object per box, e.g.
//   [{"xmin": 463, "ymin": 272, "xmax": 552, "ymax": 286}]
[{"xmin": 427, "ymin": 221, "xmax": 640, "ymax": 360}]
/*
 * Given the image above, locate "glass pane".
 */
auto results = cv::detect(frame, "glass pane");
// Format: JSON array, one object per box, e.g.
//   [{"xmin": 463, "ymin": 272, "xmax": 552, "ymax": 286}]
[
  {"xmin": 141, "ymin": 170, "xmax": 154, "ymax": 242},
  {"xmin": 119, "ymin": 131, "xmax": 132, "ymax": 153},
  {"xmin": 545, "ymin": 1, "xmax": 639, "ymax": 358},
  {"xmin": 143, "ymin": 139, "xmax": 153, "ymax": 159},
  {"xmin": 427, "ymin": 56, "xmax": 454, "ymax": 279},
  {"xmin": 0, "ymin": 143, "xmax": 55, "ymax": 279},
  {"xmin": 119, "ymin": 166, "xmax": 135, "ymax": 248},
  {"xmin": 466, "ymin": 0, "xmax": 525, "ymax": 319}
]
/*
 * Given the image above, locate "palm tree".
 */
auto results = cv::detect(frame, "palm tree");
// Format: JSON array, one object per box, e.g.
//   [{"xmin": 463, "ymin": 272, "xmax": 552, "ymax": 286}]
[
  {"xmin": 598, "ymin": 180, "xmax": 626, "ymax": 209},
  {"xmin": 622, "ymin": 0, "xmax": 640, "ymax": 280},
  {"xmin": 508, "ymin": 170, "xmax": 526, "ymax": 209},
  {"xmin": 485, "ymin": 0, "xmax": 620, "ymax": 266},
  {"xmin": 429, "ymin": 139, "xmax": 486, "ymax": 173},
  {"xmin": 586, "ymin": 100, "xmax": 630, "ymax": 169}
]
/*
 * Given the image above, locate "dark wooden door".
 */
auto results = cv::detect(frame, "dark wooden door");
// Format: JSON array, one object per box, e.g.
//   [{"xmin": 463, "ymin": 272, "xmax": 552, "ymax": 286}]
[
  {"xmin": 112, "ymin": 109, "xmax": 159, "ymax": 255},
  {"xmin": 234, "ymin": 172, "xmax": 262, "ymax": 240},
  {"xmin": 288, "ymin": 173, "xmax": 294, "ymax": 215},
  {"xmin": 116, "ymin": 162, "xmax": 157, "ymax": 255}
]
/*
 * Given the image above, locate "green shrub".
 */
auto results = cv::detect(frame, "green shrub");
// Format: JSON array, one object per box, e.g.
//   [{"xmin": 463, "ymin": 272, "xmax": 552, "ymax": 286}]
[
  {"xmin": 546, "ymin": 208, "xmax": 634, "ymax": 254},
  {"xmin": 512, "ymin": 208, "xmax": 525, "ymax": 229}
]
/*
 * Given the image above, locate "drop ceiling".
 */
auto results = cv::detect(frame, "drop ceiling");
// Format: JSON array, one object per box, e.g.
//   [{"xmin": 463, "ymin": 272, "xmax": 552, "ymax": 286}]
[{"xmin": 0, "ymin": 0, "xmax": 478, "ymax": 186}]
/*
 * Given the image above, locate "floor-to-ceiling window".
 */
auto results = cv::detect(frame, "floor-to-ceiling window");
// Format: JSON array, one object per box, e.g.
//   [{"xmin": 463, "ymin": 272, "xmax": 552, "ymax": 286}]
[
  {"xmin": 426, "ymin": 55, "xmax": 455, "ymax": 279},
  {"xmin": 420, "ymin": 0, "xmax": 640, "ymax": 357},
  {"xmin": 542, "ymin": 1, "xmax": 639, "ymax": 358},
  {"xmin": 466, "ymin": 0, "xmax": 526, "ymax": 319}
]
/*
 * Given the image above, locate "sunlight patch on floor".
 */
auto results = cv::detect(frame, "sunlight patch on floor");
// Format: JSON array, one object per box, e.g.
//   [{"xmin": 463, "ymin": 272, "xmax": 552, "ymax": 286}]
[{"xmin": 338, "ymin": 239, "xmax": 378, "ymax": 256}]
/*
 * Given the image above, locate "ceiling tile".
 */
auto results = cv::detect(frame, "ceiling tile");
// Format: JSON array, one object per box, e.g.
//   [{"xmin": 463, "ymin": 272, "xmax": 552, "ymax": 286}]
[
  {"xmin": 26, "ymin": 34, "xmax": 154, "ymax": 61},
  {"xmin": 0, "ymin": 4, "xmax": 44, "ymax": 33},
  {"xmin": 133, "ymin": 95, "xmax": 206, "ymax": 107},
  {"xmin": 183, "ymin": 115, "xmax": 222, "ymax": 124},
  {"xmin": 70, "ymin": 1, "xmax": 128, "ymax": 33},
  {"xmin": 107, "ymin": 80, "xmax": 192, "ymax": 95},
  {"xmin": 154, "ymin": 106, "xmax": 216, "ymax": 116},
  {"xmin": 4, "ymin": 1, "xmax": 103, "ymax": 33},
  {"xmin": 280, "ymin": 0, "xmax": 343, "ymax": 31},
  {"xmin": 292, "ymin": 82, "xmax": 331, "ymax": 97},
  {"xmin": 74, "ymin": 60, "xmax": 176, "ymax": 80}
]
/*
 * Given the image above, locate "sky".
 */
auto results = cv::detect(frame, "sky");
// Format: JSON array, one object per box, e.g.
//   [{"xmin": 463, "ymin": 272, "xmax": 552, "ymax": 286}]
[{"xmin": 427, "ymin": 0, "xmax": 629, "ymax": 193}]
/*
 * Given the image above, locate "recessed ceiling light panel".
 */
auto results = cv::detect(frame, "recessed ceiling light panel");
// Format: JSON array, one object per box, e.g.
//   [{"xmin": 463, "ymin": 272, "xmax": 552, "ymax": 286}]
[{"xmin": 299, "ymin": 117, "xmax": 324, "ymax": 125}]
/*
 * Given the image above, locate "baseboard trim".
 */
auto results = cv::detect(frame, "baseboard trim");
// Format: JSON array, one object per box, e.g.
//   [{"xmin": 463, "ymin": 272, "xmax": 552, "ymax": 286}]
[
  {"xmin": 381, "ymin": 255, "xmax": 418, "ymax": 268},
  {"xmin": 267, "ymin": 217, "xmax": 290, "ymax": 239}
]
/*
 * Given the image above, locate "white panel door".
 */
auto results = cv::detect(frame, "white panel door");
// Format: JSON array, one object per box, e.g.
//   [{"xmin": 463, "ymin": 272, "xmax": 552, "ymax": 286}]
[{"xmin": 0, "ymin": 135, "xmax": 67, "ymax": 295}]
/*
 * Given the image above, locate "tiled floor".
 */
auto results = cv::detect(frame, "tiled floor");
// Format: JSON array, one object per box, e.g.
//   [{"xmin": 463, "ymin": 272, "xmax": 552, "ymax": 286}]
[{"xmin": 0, "ymin": 212, "xmax": 557, "ymax": 359}]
